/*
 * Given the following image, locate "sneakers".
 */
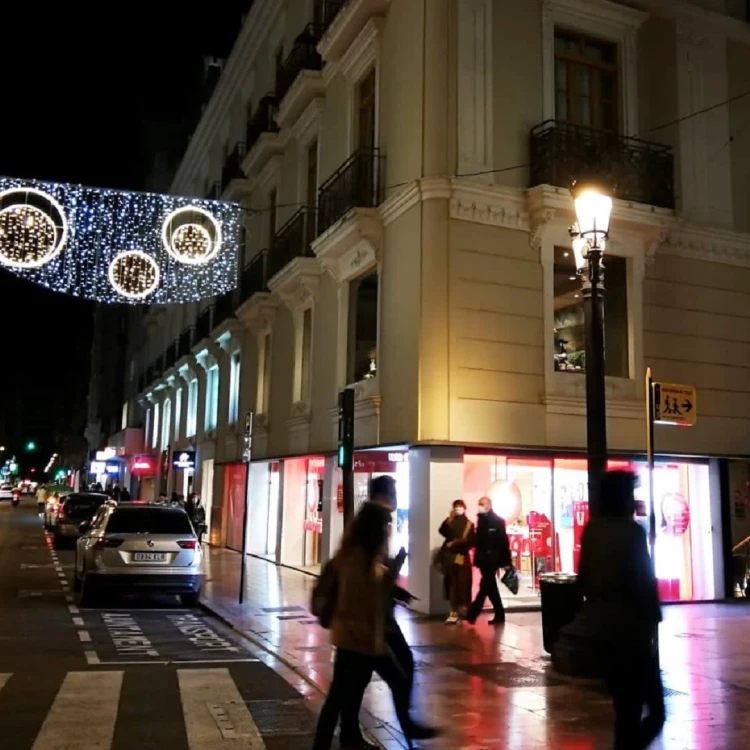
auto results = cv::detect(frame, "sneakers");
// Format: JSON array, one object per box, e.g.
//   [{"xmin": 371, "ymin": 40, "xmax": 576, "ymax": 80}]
[{"xmin": 445, "ymin": 611, "xmax": 460, "ymax": 624}]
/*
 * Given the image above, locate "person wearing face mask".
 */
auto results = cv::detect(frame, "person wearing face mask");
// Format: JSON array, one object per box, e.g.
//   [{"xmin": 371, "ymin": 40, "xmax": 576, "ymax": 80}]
[
  {"xmin": 438, "ymin": 499, "xmax": 475, "ymax": 624},
  {"xmin": 466, "ymin": 496, "xmax": 512, "ymax": 625}
]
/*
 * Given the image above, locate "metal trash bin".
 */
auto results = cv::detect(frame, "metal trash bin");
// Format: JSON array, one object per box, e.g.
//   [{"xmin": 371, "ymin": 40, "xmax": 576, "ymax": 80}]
[{"xmin": 539, "ymin": 573, "xmax": 583, "ymax": 654}]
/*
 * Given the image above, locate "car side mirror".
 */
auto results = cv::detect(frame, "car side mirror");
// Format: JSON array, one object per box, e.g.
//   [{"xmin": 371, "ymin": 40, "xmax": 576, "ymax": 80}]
[{"xmin": 79, "ymin": 521, "xmax": 92, "ymax": 534}]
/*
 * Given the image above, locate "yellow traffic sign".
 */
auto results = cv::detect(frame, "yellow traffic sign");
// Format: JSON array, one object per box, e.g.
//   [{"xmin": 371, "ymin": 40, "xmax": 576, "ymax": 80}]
[{"xmin": 652, "ymin": 382, "xmax": 697, "ymax": 426}]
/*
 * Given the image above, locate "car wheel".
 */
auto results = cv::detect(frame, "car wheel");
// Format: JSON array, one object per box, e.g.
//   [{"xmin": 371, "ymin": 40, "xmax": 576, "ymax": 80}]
[{"xmin": 180, "ymin": 592, "xmax": 200, "ymax": 607}]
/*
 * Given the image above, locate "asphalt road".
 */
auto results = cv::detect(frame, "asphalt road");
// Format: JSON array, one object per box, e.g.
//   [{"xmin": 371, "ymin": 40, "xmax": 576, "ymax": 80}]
[{"xmin": 0, "ymin": 501, "xmax": 316, "ymax": 749}]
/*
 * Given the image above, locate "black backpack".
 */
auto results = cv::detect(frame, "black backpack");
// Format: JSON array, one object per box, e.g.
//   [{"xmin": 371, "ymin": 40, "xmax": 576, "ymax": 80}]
[{"xmin": 311, "ymin": 558, "xmax": 338, "ymax": 629}]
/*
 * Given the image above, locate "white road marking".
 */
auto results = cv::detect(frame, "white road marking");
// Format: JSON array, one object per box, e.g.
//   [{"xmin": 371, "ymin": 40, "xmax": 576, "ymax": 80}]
[
  {"xmin": 85, "ymin": 651, "xmax": 101, "ymax": 666},
  {"xmin": 31, "ymin": 671, "xmax": 122, "ymax": 750},
  {"xmin": 0, "ymin": 674, "xmax": 10, "ymax": 692},
  {"xmin": 178, "ymin": 668, "xmax": 266, "ymax": 748},
  {"xmin": 95, "ymin": 658, "xmax": 260, "ymax": 666},
  {"xmin": 72, "ymin": 617, "xmax": 84, "ymax": 627},
  {"xmin": 68, "ymin": 605, "xmax": 80, "ymax": 614},
  {"xmin": 78, "ymin": 631, "xmax": 92, "ymax": 643},
  {"xmin": 65, "ymin": 595, "xmax": 74, "ymax": 603}
]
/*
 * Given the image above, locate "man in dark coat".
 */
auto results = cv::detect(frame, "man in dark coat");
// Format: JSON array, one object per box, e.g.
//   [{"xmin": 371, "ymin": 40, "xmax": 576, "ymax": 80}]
[{"xmin": 466, "ymin": 495, "xmax": 512, "ymax": 624}]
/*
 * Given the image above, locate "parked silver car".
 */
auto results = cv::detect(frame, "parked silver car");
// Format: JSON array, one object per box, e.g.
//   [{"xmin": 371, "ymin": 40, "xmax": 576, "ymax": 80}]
[
  {"xmin": 52, "ymin": 493, "xmax": 109, "ymax": 549},
  {"xmin": 74, "ymin": 504, "xmax": 203, "ymax": 606}
]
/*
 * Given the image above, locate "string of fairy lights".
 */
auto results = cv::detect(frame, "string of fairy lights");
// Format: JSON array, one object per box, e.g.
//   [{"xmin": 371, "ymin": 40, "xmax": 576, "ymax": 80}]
[{"xmin": 0, "ymin": 178, "xmax": 242, "ymax": 304}]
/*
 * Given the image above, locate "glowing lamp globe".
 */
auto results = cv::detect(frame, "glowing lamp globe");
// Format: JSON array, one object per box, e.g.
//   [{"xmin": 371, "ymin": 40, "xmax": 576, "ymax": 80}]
[
  {"xmin": 571, "ymin": 181, "xmax": 612, "ymax": 249},
  {"xmin": 487, "ymin": 480, "xmax": 523, "ymax": 525}
]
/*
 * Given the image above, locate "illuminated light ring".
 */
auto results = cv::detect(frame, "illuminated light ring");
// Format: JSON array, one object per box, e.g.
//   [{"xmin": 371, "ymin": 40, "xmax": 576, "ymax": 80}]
[
  {"xmin": 161, "ymin": 205, "xmax": 222, "ymax": 265},
  {"xmin": 170, "ymin": 222, "xmax": 212, "ymax": 260},
  {"xmin": 0, "ymin": 187, "xmax": 68, "ymax": 269},
  {"xmin": 0, "ymin": 205, "xmax": 58, "ymax": 260},
  {"xmin": 108, "ymin": 251, "xmax": 160, "ymax": 300}
]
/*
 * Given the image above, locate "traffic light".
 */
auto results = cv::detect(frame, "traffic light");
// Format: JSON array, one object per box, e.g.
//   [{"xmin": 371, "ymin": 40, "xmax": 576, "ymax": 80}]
[
  {"xmin": 338, "ymin": 387, "xmax": 355, "ymax": 523},
  {"xmin": 338, "ymin": 388, "xmax": 354, "ymax": 470},
  {"xmin": 26, "ymin": 441, "xmax": 36, "ymax": 451}
]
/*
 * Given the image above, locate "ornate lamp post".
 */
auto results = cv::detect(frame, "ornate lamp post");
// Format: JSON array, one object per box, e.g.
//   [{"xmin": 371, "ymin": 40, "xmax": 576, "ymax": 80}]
[{"xmin": 569, "ymin": 181, "xmax": 613, "ymax": 517}]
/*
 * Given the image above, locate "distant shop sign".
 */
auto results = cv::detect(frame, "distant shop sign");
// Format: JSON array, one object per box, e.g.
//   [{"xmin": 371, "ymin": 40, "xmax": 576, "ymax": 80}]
[
  {"xmin": 132, "ymin": 455, "xmax": 155, "ymax": 476},
  {"xmin": 173, "ymin": 451, "xmax": 196, "ymax": 470}
]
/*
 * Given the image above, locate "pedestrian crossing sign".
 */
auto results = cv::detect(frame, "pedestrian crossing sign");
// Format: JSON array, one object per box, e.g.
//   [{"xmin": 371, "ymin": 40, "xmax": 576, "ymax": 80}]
[{"xmin": 653, "ymin": 382, "xmax": 697, "ymax": 426}]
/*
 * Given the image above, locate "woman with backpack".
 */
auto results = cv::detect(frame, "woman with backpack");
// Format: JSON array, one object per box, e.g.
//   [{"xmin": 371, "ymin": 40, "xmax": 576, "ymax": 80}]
[{"xmin": 312, "ymin": 502, "xmax": 393, "ymax": 749}]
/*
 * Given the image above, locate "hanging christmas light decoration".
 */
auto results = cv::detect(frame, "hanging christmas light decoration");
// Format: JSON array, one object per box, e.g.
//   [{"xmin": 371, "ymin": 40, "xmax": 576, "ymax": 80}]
[
  {"xmin": 162, "ymin": 205, "xmax": 222, "ymax": 265},
  {"xmin": 108, "ymin": 251, "xmax": 160, "ymax": 300},
  {"xmin": 0, "ymin": 176, "xmax": 242, "ymax": 304},
  {"xmin": 0, "ymin": 187, "xmax": 68, "ymax": 269}
]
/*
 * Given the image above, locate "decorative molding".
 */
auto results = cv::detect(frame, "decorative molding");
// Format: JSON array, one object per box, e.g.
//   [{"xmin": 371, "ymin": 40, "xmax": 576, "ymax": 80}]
[
  {"xmin": 662, "ymin": 225, "xmax": 750, "ymax": 268},
  {"xmin": 276, "ymin": 71, "xmax": 326, "ymax": 130},
  {"xmin": 380, "ymin": 180, "xmax": 421, "ymax": 225},
  {"xmin": 338, "ymin": 18, "xmax": 383, "ymax": 84},
  {"xmin": 317, "ymin": 0, "xmax": 390, "ymax": 64},
  {"xmin": 267, "ymin": 256, "xmax": 323, "ymax": 312},
  {"xmin": 529, "ymin": 209, "xmax": 556, "ymax": 251},
  {"xmin": 312, "ymin": 208, "xmax": 383, "ymax": 282},
  {"xmin": 543, "ymin": 393, "xmax": 641, "ymax": 420},
  {"xmin": 451, "ymin": 182, "xmax": 529, "ymax": 232},
  {"xmin": 236, "ymin": 292, "xmax": 279, "ymax": 336},
  {"xmin": 541, "ymin": 0, "xmax": 646, "ymax": 137}
]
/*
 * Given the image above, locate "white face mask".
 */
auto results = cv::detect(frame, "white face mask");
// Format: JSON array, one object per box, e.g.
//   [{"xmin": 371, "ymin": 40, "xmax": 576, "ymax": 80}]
[
  {"xmin": 477, "ymin": 506, "xmax": 488, "ymax": 514},
  {"xmin": 453, "ymin": 507, "xmax": 465, "ymax": 516}
]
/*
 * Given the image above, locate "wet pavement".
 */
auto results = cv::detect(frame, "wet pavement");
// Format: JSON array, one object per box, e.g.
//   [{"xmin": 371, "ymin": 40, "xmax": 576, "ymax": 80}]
[{"xmin": 201, "ymin": 546, "xmax": 750, "ymax": 749}]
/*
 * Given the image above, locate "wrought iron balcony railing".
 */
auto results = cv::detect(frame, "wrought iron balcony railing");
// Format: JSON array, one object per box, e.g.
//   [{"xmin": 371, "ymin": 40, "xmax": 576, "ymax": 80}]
[
  {"xmin": 276, "ymin": 24, "xmax": 323, "ymax": 104},
  {"xmin": 195, "ymin": 306, "xmax": 213, "ymax": 342},
  {"xmin": 246, "ymin": 94, "xmax": 279, "ymax": 154},
  {"xmin": 221, "ymin": 143, "xmax": 247, "ymax": 193},
  {"xmin": 529, "ymin": 120, "xmax": 675, "ymax": 210},
  {"xmin": 178, "ymin": 327, "xmax": 194, "ymax": 359},
  {"xmin": 268, "ymin": 208, "xmax": 317, "ymax": 280},
  {"xmin": 317, "ymin": 148, "xmax": 383, "ymax": 234},
  {"xmin": 213, "ymin": 289, "xmax": 238, "ymax": 329},
  {"xmin": 239, "ymin": 250, "xmax": 270, "ymax": 303},
  {"xmin": 318, "ymin": 0, "xmax": 346, "ymax": 33}
]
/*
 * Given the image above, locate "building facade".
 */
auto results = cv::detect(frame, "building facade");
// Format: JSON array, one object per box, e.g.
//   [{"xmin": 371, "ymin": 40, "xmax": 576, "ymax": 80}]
[{"xmin": 124, "ymin": 0, "xmax": 750, "ymax": 613}]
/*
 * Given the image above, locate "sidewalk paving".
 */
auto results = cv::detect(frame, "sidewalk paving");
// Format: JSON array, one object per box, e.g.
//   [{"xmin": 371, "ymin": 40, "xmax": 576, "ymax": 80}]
[{"xmin": 201, "ymin": 546, "xmax": 750, "ymax": 749}]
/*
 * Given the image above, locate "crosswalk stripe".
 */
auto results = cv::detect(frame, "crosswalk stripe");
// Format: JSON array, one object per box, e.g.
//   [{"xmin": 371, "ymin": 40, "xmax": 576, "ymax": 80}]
[
  {"xmin": 178, "ymin": 667, "xmax": 266, "ymax": 749},
  {"xmin": 31, "ymin": 671, "xmax": 123, "ymax": 750}
]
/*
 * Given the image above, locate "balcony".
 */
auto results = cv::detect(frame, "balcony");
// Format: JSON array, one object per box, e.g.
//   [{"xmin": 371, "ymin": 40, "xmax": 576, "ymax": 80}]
[
  {"xmin": 268, "ymin": 208, "xmax": 317, "ymax": 281},
  {"xmin": 317, "ymin": 0, "xmax": 390, "ymax": 63},
  {"xmin": 221, "ymin": 143, "xmax": 251, "ymax": 200},
  {"xmin": 276, "ymin": 25, "xmax": 325, "ymax": 128},
  {"xmin": 178, "ymin": 327, "xmax": 194, "ymax": 359},
  {"xmin": 239, "ymin": 250, "xmax": 270, "ymax": 304},
  {"xmin": 242, "ymin": 94, "xmax": 283, "ymax": 177},
  {"xmin": 213, "ymin": 288, "xmax": 238, "ymax": 330},
  {"xmin": 529, "ymin": 120, "xmax": 675, "ymax": 210},
  {"xmin": 318, "ymin": 148, "xmax": 383, "ymax": 234},
  {"xmin": 195, "ymin": 307, "xmax": 213, "ymax": 342}
]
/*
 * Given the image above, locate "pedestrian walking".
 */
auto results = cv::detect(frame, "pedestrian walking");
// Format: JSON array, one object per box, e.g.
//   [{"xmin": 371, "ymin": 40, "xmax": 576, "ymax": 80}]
[
  {"xmin": 186, "ymin": 495, "xmax": 207, "ymax": 544},
  {"xmin": 36, "ymin": 484, "xmax": 48, "ymax": 515},
  {"xmin": 466, "ymin": 495, "xmax": 512, "ymax": 625},
  {"xmin": 437, "ymin": 499, "xmax": 475, "ymax": 624},
  {"xmin": 312, "ymin": 502, "xmax": 392, "ymax": 750},
  {"xmin": 577, "ymin": 470, "xmax": 665, "ymax": 750}
]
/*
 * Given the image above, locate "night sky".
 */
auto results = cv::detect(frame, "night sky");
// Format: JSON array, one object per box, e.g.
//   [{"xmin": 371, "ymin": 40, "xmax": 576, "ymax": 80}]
[{"xmin": 0, "ymin": 4, "xmax": 248, "ymax": 470}]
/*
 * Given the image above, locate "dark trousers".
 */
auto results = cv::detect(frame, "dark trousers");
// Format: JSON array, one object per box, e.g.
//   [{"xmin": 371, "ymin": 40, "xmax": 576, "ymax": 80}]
[
  {"xmin": 338, "ymin": 625, "xmax": 415, "ymax": 744},
  {"xmin": 313, "ymin": 648, "xmax": 374, "ymax": 749},
  {"xmin": 468, "ymin": 568, "xmax": 504, "ymax": 619},
  {"xmin": 604, "ymin": 646, "xmax": 665, "ymax": 750}
]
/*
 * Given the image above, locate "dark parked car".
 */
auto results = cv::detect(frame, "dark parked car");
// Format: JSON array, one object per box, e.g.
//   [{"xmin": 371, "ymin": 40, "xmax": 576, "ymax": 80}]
[{"xmin": 53, "ymin": 493, "xmax": 109, "ymax": 549}]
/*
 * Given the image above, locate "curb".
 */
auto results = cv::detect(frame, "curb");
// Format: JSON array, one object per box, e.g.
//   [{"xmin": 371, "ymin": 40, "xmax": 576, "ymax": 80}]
[{"xmin": 199, "ymin": 599, "xmax": 391, "ymax": 749}]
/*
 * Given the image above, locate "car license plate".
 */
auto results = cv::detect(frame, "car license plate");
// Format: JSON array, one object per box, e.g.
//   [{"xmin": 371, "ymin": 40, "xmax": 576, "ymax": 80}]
[{"xmin": 133, "ymin": 552, "xmax": 167, "ymax": 562}]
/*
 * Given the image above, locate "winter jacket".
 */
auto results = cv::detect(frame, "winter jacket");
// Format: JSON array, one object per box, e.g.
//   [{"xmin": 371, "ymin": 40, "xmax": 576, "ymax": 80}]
[{"xmin": 472, "ymin": 510, "xmax": 512, "ymax": 571}]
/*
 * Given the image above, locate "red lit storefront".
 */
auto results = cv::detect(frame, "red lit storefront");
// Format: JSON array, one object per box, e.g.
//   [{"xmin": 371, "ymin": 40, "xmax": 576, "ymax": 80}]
[{"xmin": 462, "ymin": 452, "xmax": 722, "ymax": 607}]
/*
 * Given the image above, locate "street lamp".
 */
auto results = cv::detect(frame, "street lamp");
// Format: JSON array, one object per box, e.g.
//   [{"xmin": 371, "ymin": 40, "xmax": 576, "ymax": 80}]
[{"xmin": 569, "ymin": 180, "xmax": 613, "ymax": 516}]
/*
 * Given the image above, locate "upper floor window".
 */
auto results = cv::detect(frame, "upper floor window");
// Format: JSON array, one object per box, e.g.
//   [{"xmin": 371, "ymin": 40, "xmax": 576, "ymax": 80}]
[
  {"xmin": 174, "ymin": 388, "xmax": 183, "ymax": 440},
  {"xmin": 553, "ymin": 246, "xmax": 629, "ymax": 378},
  {"xmin": 151, "ymin": 402, "xmax": 160, "ymax": 449},
  {"xmin": 348, "ymin": 271, "xmax": 378, "ymax": 383},
  {"xmin": 187, "ymin": 379, "xmax": 198, "ymax": 437},
  {"xmin": 205, "ymin": 365, "xmax": 220, "ymax": 431},
  {"xmin": 357, "ymin": 70, "xmax": 376, "ymax": 150},
  {"xmin": 554, "ymin": 30, "xmax": 618, "ymax": 132},
  {"xmin": 228, "ymin": 351, "xmax": 241, "ymax": 424}
]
